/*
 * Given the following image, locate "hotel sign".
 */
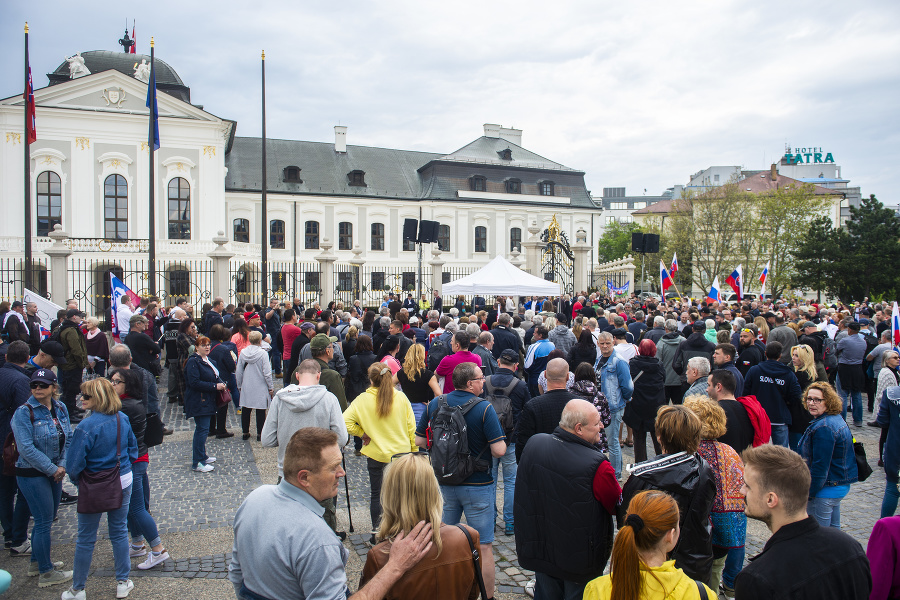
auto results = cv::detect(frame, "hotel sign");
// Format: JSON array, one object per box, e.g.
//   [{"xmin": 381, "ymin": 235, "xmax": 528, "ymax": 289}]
[{"xmin": 783, "ymin": 147, "xmax": 834, "ymax": 165}]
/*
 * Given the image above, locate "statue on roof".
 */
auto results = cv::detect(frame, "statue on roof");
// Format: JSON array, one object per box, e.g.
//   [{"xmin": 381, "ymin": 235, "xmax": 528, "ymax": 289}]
[
  {"xmin": 118, "ymin": 29, "xmax": 135, "ymax": 53},
  {"xmin": 65, "ymin": 53, "xmax": 91, "ymax": 79},
  {"xmin": 133, "ymin": 59, "xmax": 151, "ymax": 83}
]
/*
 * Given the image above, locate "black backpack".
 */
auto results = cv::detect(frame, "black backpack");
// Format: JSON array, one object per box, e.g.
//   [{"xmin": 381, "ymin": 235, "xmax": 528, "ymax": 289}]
[
  {"xmin": 484, "ymin": 376, "xmax": 518, "ymax": 438},
  {"xmin": 822, "ymin": 335, "xmax": 838, "ymax": 371},
  {"xmin": 426, "ymin": 395, "xmax": 488, "ymax": 485},
  {"xmin": 427, "ymin": 333, "xmax": 452, "ymax": 371}
]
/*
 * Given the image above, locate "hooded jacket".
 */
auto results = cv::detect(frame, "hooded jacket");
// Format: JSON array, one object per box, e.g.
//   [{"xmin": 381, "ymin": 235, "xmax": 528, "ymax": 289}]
[
  {"xmin": 548, "ymin": 325, "xmax": 577, "ymax": 355},
  {"xmin": 743, "ymin": 359, "xmax": 802, "ymax": 425},
  {"xmin": 625, "ymin": 355, "xmax": 666, "ymax": 430},
  {"xmin": 656, "ymin": 332, "xmax": 684, "ymax": 387},
  {"xmin": 672, "ymin": 332, "xmax": 715, "ymax": 383},
  {"xmin": 236, "ymin": 344, "xmax": 274, "ymax": 410},
  {"xmin": 260, "ymin": 383, "xmax": 348, "ymax": 476},
  {"xmin": 584, "ymin": 560, "xmax": 715, "ymax": 600}
]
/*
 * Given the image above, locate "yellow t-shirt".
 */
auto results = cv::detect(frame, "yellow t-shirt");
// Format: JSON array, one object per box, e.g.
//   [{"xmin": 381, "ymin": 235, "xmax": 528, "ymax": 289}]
[
  {"xmin": 583, "ymin": 560, "xmax": 715, "ymax": 600},
  {"xmin": 343, "ymin": 387, "xmax": 417, "ymax": 463}
]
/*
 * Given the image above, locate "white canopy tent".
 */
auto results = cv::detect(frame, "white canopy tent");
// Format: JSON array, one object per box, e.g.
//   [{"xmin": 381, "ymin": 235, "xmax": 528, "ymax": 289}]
[{"xmin": 441, "ymin": 255, "xmax": 562, "ymax": 297}]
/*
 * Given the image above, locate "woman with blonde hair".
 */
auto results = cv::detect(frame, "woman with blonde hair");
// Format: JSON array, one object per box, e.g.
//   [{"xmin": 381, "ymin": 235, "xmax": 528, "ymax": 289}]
[
  {"xmin": 343, "ymin": 362, "xmax": 417, "ymax": 541},
  {"xmin": 753, "ymin": 317, "xmax": 769, "ymax": 343},
  {"xmin": 360, "ymin": 453, "xmax": 480, "ymax": 600},
  {"xmin": 584, "ymin": 490, "xmax": 715, "ymax": 600},
  {"xmin": 789, "ymin": 344, "xmax": 826, "ymax": 450},
  {"xmin": 683, "ymin": 396, "xmax": 746, "ymax": 597},
  {"xmin": 397, "ymin": 344, "xmax": 441, "ymax": 423}
]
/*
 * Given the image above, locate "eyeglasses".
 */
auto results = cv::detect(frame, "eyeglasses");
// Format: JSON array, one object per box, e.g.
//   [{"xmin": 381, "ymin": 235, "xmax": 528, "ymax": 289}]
[
  {"xmin": 391, "ymin": 451, "xmax": 429, "ymax": 461},
  {"xmin": 30, "ymin": 382, "xmax": 51, "ymax": 389},
  {"xmin": 806, "ymin": 397, "xmax": 825, "ymax": 404},
  {"xmin": 111, "ymin": 378, "xmax": 125, "ymax": 385},
  {"xmin": 470, "ymin": 376, "xmax": 486, "ymax": 382}
]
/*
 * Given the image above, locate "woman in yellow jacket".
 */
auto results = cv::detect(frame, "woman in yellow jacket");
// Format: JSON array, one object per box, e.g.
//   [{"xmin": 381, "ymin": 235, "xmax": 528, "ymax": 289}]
[
  {"xmin": 343, "ymin": 362, "xmax": 417, "ymax": 542},
  {"xmin": 584, "ymin": 490, "xmax": 715, "ymax": 600}
]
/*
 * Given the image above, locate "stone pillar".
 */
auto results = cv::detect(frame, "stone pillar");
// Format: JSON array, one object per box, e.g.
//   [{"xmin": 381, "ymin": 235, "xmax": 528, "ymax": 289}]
[
  {"xmin": 624, "ymin": 255, "xmax": 636, "ymax": 296},
  {"xmin": 43, "ymin": 225, "xmax": 73, "ymax": 306},
  {"xmin": 428, "ymin": 247, "xmax": 445, "ymax": 298},
  {"xmin": 522, "ymin": 219, "xmax": 543, "ymax": 275},
  {"xmin": 208, "ymin": 231, "xmax": 236, "ymax": 302},
  {"xmin": 572, "ymin": 227, "xmax": 591, "ymax": 293},
  {"xmin": 316, "ymin": 237, "xmax": 337, "ymax": 306},
  {"xmin": 350, "ymin": 246, "xmax": 365, "ymax": 302}
]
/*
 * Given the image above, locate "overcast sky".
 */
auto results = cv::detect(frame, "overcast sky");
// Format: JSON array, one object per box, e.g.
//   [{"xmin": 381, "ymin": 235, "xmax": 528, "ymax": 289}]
[{"xmin": 4, "ymin": 1, "xmax": 899, "ymax": 204}]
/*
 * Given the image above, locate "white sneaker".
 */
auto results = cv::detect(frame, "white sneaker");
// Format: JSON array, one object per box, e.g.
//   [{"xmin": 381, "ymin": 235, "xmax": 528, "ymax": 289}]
[
  {"xmin": 38, "ymin": 569, "xmax": 73, "ymax": 588},
  {"xmin": 204, "ymin": 456, "xmax": 216, "ymax": 464},
  {"xmin": 116, "ymin": 579, "xmax": 134, "ymax": 598},
  {"xmin": 28, "ymin": 559, "xmax": 64, "ymax": 576},
  {"xmin": 137, "ymin": 549, "xmax": 169, "ymax": 570},
  {"xmin": 129, "ymin": 544, "xmax": 147, "ymax": 558},
  {"xmin": 10, "ymin": 539, "xmax": 31, "ymax": 556},
  {"xmin": 193, "ymin": 462, "xmax": 214, "ymax": 473},
  {"xmin": 525, "ymin": 577, "xmax": 536, "ymax": 598},
  {"xmin": 61, "ymin": 587, "xmax": 86, "ymax": 600}
]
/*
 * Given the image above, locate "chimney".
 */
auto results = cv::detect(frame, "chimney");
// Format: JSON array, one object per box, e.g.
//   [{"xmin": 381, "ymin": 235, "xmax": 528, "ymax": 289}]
[
  {"xmin": 770, "ymin": 164, "xmax": 778, "ymax": 181},
  {"xmin": 482, "ymin": 123, "xmax": 523, "ymax": 146},
  {"xmin": 483, "ymin": 123, "xmax": 501, "ymax": 138},
  {"xmin": 334, "ymin": 126, "xmax": 347, "ymax": 153}
]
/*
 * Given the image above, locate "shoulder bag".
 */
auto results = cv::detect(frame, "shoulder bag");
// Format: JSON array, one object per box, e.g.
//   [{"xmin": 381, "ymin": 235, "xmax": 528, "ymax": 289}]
[
  {"xmin": 77, "ymin": 413, "xmax": 124, "ymax": 514},
  {"xmin": 853, "ymin": 438, "xmax": 873, "ymax": 482},
  {"xmin": 216, "ymin": 377, "xmax": 232, "ymax": 408},
  {"xmin": 144, "ymin": 412, "xmax": 165, "ymax": 448},
  {"xmin": 456, "ymin": 524, "xmax": 489, "ymax": 599}
]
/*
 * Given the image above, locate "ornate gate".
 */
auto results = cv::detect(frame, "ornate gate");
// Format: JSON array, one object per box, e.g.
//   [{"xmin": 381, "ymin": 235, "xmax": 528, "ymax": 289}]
[{"xmin": 540, "ymin": 215, "xmax": 575, "ymax": 295}]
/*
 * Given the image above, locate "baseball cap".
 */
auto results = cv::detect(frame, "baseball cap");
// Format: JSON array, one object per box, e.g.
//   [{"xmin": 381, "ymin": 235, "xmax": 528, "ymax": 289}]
[
  {"xmin": 11, "ymin": 300, "xmax": 24, "ymax": 308},
  {"xmin": 31, "ymin": 368, "xmax": 57, "ymax": 385},
  {"xmin": 859, "ymin": 318, "xmax": 872, "ymax": 326},
  {"xmin": 310, "ymin": 333, "xmax": 338, "ymax": 350},
  {"xmin": 555, "ymin": 312, "xmax": 567, "ymax": 322},
  {"xmin": 762, "ymin": 312, "xmax": 776, "ymax": 319},
  {"xmin": 39, "ymin": 340, "xmax": 67, "ymax": 365},
  {"xmin": 612, "ymin": 327, "xmax": 628, "ymax": 339},
  {"xmin": 299, "ymin": 322, "xmax": 315, "ymax": 330},
  {"xmin": 801, "ymin": 321, "xmax": 817, "ymax": 329},
  {"xmin": 66, "ymin": 308, "xmax": 84, "ymax": 319},
  {"xmin": 499, "ymin": 349, "xmax": 519, "ymax": 363},
  {"xmin": 244, "ymin": 311, "xmax": 259, "ymax": 321},
  {"xmin": 409, "ymin": 316, "xmax": 419, "ymax": 324},
  {"xmin": 692, "ymin": 321, "xmax": 706, "ymax": 331}
]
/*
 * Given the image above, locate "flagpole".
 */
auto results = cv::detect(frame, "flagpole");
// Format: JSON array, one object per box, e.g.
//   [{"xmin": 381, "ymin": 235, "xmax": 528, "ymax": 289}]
[
  {"xmin": 148, "ymin": 37, "xmax": 157, "ymax": 296},
  {"xmin": 261, "ymin": 50, "xmax": 268, "ymax": 304},
  {"xmin": 24, "ymin": 23, "xmax": 32, "ymax": 293}
]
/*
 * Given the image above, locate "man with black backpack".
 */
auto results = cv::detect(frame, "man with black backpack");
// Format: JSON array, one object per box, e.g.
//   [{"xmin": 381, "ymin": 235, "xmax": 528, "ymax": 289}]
[
  {"xmin": 486, "ymin": 349, "xmax": 530, "ymax": 537},
  {"xmin": 415, "ymin": 362, "xmax": 507, "ymax": 599}
]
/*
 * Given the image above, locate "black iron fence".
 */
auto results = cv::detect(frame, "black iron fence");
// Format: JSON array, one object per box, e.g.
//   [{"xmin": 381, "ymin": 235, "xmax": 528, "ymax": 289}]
[
  {"xmin": 0, "ymin": 257, "xmax": 49, "ymax": 302},
  {"xmin": 360, "ymin": 266, "xmax": 432, "ymax": 308},
  {"xmin": 231, "ymin": 260, "xmax": 322, "ymax": 308}
]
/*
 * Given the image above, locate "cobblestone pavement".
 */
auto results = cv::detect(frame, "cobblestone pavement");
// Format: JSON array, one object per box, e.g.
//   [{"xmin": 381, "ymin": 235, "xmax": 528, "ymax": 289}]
[{"xmin": 0, "ymin": 366, "xmax": 889, "ymax": 599}]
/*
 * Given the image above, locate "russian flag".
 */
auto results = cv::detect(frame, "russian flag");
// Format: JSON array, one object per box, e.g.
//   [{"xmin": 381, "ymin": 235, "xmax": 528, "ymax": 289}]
[
  {"xmin": 707, "ymin": 276, "xmax": 721, "ymax": 303},
  {"xmin": 660, "ymin": 260, "xmax": 674, "ymax": 293},
  {"xmin": 892, "ymin": 302, "xmax": 900, "ymax": 353},
  {"xmin": 670, "ymin": 252, "xmax": 679, "ymax": 274},
  {"xmin": 726, "ymin": 265, "xmax": 743, "ymax": 300},
  {"xmin": 758, "ymin": 261, "xmax": 770, "ymax": 297}
]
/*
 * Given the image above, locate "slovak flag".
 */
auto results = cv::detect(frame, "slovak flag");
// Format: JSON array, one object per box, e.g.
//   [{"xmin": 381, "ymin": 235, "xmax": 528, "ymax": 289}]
[
  {"xmin": 758, "ymin": 262, "xmax": 770, "ymax": 297},
  {"xmin": 670, "ymin": 252, "xmax": 679, "ymax": 274},
  {"xmin": 892, "ymin": 302, "xmax": 900, "ymax": 353},
  {"xmin": 110, "ymin": 274, "xmax": 141, "ymax": 338},
  {"xmin": 726, "ymin": 265, "xmax": 743, "ymax": 301},
  {"xmin": 707, "ymin": 276, "xmax": 721, "ymax": 303},
  {"xmin": 660, "ymin": 260, "xmax": 674, "ymax": 293}
]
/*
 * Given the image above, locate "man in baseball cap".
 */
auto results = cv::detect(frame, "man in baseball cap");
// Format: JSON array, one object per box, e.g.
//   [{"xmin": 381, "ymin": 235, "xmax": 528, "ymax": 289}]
[
  {"xmin": 305, "ymin": 334, "xmax": 346, "ymax": 410},
  {"xmin": 26, "ymin": 340, "xmax": 68, "ymax": 374}
]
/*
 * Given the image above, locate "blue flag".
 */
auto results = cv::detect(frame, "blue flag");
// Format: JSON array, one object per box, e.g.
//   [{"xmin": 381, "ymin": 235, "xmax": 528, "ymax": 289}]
[{"xmin": 146, "ymin": 58, "xmax": 159, "ymax": 150}]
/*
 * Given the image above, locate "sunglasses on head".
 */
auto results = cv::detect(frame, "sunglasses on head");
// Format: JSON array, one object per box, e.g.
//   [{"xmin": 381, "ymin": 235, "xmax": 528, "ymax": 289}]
[
  {"xmin": 391, "ymin": 450, "xmax": 429, "ymax": 461},
  {"xmin": 30, "ymin": 382, "xmax": 51, "ymax": 389}
]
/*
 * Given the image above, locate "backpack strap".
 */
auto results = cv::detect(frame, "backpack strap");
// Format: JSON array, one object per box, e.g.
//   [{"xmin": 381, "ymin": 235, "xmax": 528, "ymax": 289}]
[
  {"xmin": 455, "ymin": 524, "xmax": 490, "ymax": 600},
  {"xmin": 695, "ymin": 580, "xmax": 709, "ymax": 600}
]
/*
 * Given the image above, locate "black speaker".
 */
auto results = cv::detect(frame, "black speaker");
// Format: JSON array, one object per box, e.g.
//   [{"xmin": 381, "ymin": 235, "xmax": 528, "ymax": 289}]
[
  {"xmin": 403, "ymin": 219, "xmax": 418, "ymax": 242},
  {"xmin": 631, "ymin": 232, "xmax": 645, "ymax": 253},
  {"xmin": 418, "ymin": 220, "xmax": 439, "ymax": 243},
  {"xmin": 643, "ymin": 233, "xmax": 660, "ymax": 254}
]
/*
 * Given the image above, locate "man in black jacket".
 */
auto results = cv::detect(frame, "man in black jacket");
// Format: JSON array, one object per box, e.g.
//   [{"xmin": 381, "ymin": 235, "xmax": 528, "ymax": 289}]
[
  {"xmin": 515, "ymin": 399, "xmax": 620, "ymax": 599},
  {"xmin": 490, "ymin": 313, "xmax": 523, "ymax": 360},
  {"xmin": 672, "ymin": 321, "xmax": 715, "ymax": 385},
  {"xmin": 124, "ymin": 314, "xmax": 161, "ymax": 374},
  {"xmin": 516, "ymin": 358, "xmax": 577, "ymax": 461},
  {"xmin": 735, "ymin": 445, "xmax": 871, "ymax": 600},
  {"xmin": 736, "ymin": 325, "xmax": 764, "ymax": 378}
]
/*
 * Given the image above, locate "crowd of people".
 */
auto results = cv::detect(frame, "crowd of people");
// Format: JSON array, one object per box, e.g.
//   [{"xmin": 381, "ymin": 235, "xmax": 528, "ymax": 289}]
[{"xmin": 2, "ymin": 290, "xmax": 900, "ymax": 599}]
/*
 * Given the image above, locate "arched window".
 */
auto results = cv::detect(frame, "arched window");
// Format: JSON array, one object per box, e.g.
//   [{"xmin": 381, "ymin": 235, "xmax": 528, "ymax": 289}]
[
  {"xmin": 233, "ymin": 218, "xmax": 249, "ymax": 243},
  {"xmin": 167, "ymin": 177, "xmax": 191, "ymax": 239},
  {"xmin": 371, "ymin": 223, "xmax": 385, "ymax": 251},
  {"xmin": 305, "ymin": 220, "xmax": 319, "ymax": 249},
  {"xmin": 339, "ymin": 222, "xmax": 353, "ymax": 250},
  {"xmin": 36, "ymin": 171, "xmax": 62, "ymax": 237},
  {"xmin": 270, "ymin": 219, "xmax": 285, "ymax": 249},
  {"xmin": 104, "ymin": 174, "xmax": 128, "ymax": 240},
  {"xmin": 510, "ymin": 227, "xmax": 522, "ymax": 252},
  {"xmin": 474, "ymin": 226, "xmax": 487, "ymax": 253},
  {"xmin": 438, "ymin": 224, "xmax": 450, "ymax": 252}
]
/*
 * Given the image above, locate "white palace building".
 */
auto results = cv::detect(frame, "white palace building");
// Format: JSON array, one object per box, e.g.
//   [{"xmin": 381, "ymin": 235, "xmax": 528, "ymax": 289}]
[{"xmin": 0, "ymin": 47, "xmax": 604, "ymax": 311}]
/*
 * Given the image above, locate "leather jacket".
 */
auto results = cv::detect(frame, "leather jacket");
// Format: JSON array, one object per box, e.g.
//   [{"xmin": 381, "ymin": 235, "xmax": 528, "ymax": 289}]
[{"xmin": 359, "ymin": 524, "xmax": 479, "ymax": 600}]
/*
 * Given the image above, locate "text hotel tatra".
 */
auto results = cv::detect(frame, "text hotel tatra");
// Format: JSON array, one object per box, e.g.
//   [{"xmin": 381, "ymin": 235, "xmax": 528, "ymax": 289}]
[{"xmin": 783, "ymin": 147, "xmax": 835, "ymax": 165}]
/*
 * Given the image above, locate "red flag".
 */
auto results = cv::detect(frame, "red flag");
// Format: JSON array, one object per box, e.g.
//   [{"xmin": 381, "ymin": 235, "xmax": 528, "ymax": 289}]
[
  {"xmin": 130, "ymin": 24, "xmax": 136, "ymax": 54},
  {"xmin": 25, "ymin": 66, "xmax": 36, "ymax": 144}
]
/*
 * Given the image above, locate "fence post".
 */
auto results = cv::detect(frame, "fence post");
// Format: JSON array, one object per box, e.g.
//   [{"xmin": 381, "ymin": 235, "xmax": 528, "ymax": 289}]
[
  {"xmin": 208, "ymin": 231, "xmax": 235, "ymax": 302},
  {"xmin": 316, "ymin": 237, "xmax": 337, "ymax": 306},
  {"xmin": 572, "ymin": 227, "xmax": 591, "ymax": 293},
  {"xmin": 428, "ymin": 247, "xmax": 444, "ymax": 298},
  {"xmin": 624, "ymin": 255, "xmax": 636, "ymax": 296},
  {"xmin": 523, "ymin": 219, "xmax": 543, "ymax": 275},
  {"xmin": 350, "ymin": 246, "xmax": 365, "ymax": 303},
  {"xmin": 43, "ymin": 225, "xmax": 72, "ymax": 306}
]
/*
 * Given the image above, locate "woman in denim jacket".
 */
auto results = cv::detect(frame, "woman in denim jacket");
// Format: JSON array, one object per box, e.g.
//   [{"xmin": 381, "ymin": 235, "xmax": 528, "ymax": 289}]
[
  {"xmin": 10, "ymin": 369, "xmax": 73, "ymax": 589},
  {"xmin": 798, "ymin": 382, "xmax": 858, "ymax": 528},
  {"xmin": 64, "ymin": 377, "xmax": 138, "ymax": 600}
]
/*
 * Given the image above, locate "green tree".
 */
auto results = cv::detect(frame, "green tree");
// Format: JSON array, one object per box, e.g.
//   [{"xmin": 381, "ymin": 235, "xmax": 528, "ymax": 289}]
[
  {"xmin": 597, "ymin": 220, "xmax": 642, "ymax": 262},
  {"xmin": 792, "ymin": 216, "xmax": 843, "ymax": 302},
  {"xmin": 842, "ymin": 194, "xmax": 900, "ymax": 300}
]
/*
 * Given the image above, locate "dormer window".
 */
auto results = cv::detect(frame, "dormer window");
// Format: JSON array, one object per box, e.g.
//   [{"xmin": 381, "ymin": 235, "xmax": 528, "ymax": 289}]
[
  {"xmin": 505, "ymin": 178, "xmax": 521, "ymax": 194},
  {"xmin": 538, "ymin": 181, "xmax": 555, "ymax": 196},
  {"xmin": 497, "ymin": 148, "xmax": 512, "ymax": 161},
  {"xmin": 470, "ymin": 175, "xmax": 486, "ymax": 192},
  {"xmin": 283, "ymin": 166, "xmax": 302, "ymax": 183},
  {"xmin": 348, "ymin": 170, "xmax": 367, "ymax": 187}
]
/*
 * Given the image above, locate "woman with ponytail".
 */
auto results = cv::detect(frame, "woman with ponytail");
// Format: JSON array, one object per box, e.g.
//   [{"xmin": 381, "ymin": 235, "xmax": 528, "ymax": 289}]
[
  {"xmin": 584, "ymin": 490, "xmax": 715, "ymax": 600},
  {"xmin": 343, "ymin": 362, "xmax": 417, "ymax": 543}
]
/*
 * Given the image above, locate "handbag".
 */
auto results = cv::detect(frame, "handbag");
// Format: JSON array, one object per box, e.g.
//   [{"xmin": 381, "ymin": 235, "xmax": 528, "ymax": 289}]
[
  {"xmin": 77, "ymin": 413, "xmax": 123, "ymax": 514},
  {"xmin": 854, "ymin": 440, "xmax": 873, "ymax": 482},
  {"xmin": 216, "ymin": 378, "xmax": 232, "ymax": 408},
  {"xmin": 144, "ymin": 412, "xmax": 165, "ymax": 448},
  {"xmin": 455, "ymin": 524, "xmax": 489, "ymax": 600}
]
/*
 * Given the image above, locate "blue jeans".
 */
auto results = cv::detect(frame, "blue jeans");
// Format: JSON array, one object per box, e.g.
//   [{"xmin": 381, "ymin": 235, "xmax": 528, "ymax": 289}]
[
  {"xmin": 16, "ymin": 475, "xmax": 60, "ymax": 573},
  {"xmin": 193, "ymin": 415, "xmax": 212, "ymax": 466},
  {"xmin": 270, "ymin": 348, "xmax": 282, "ymax": 375},
  {"xmin": 0, "ymin": 472, "xmax": 31, "ymax": 546},
  {"xmin": 808, "ymin": 495, "xmax": 843, "ymax": 527},
  {"xmin": 837, "ymin": 375, "xmax": 863, "ymax": 423},
  {"xmin": 441, "ymin": 484, "xmax": 495, "ymax": 544},
  {"xmin": 722, "ymin": 546, "xmax": 745, "ymax": 589},
  {"xmin": 128, "ymin": 462, "xmax": 161, "ymax": 548},
  {"xmin": 882, "ymin": 473, "xmax": 899, "ymax": 518},
  {"xmin": 534, "ymin": 571, "xmax": 587, "ymax": 600},
  {"xmin": 73, "ymin": 483, "xmax": 133, "ymax": 590},
  {"xmin": 770, "ymin": 424, "xmax": 789, "ymax": 448},
  {"xmin": 491, "ymin": 442, "xmax": 517, "ymax": 526},
  {"xmin": 608, "ymin": 407, "xmax": 625, "ymax": 477}
]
